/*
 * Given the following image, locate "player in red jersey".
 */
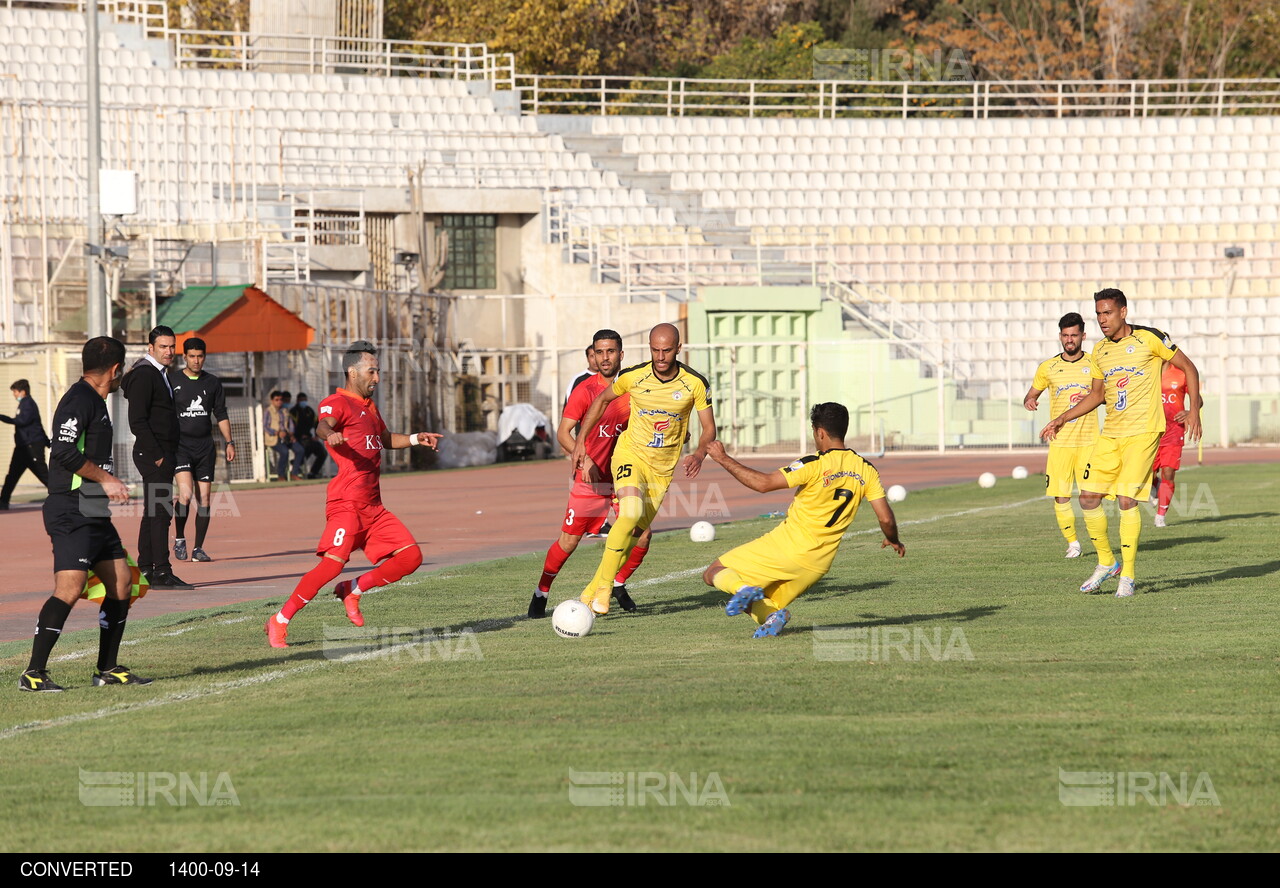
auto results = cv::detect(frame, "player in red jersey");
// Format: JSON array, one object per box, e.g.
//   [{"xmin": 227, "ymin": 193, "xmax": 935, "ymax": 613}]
[
  {"xmin": 1151, "ymin": 362, "xmax": 1190, "ymax": 527},
  {"xmin": 528, "ymin": 330, "xmax": 653, "ymax": 618},
  {"xmin": 266, "ymin": 341, "xmax": 442, "ymax": 647}
]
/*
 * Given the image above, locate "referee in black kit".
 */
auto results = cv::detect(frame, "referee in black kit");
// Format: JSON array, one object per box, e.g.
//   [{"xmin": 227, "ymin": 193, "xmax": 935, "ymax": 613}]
[
  {"xmin": 19, "ymin": 336, "xmax": 152, "ymax": 691},
  {"xmin": 122, "ymin": 325, "xmax": 193, "ymax": 589}
]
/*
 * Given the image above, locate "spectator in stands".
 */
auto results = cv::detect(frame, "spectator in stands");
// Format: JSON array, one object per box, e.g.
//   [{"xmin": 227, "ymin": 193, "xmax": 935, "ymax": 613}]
[
  {"xmin": 290, "ymin": 392, "xmax": 327, "ymax": 479},
  {"xmin": 0, "ymin": 379, "xmax": 51, "ymax": 509},
  {"xmin": 264, "ymin": 390, "xmax": 305, "ymax": 481}
]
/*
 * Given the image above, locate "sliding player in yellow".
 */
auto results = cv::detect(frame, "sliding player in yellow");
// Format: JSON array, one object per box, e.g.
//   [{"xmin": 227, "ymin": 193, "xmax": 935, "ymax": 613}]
[
  {"xmin": 1041, "ymin": 289, "xmax": 1202, "ymax": 598},
  {"xmin": 703, "ymin": 403, "xmax": 905, "ymax": 637},
  {"xmin": 1023, "ymin": 312, "xmax": 1100, "ymax": 558},
  {"xmin": 570, "ymin": 323, "xmax": 716, "ymax": 615}
]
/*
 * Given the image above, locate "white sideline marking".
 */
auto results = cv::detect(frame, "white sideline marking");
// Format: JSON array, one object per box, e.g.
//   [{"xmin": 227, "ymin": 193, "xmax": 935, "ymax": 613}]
[
  {"xmin": 632, "ymin": 568, "xmax": 704, "ymax": 588},
  {"xmin": 0, "ymin": 665, "xmax": 322, "ymax": 741},
  {"xmin": 7, "ymin": 498, "xmax": 1045, "ymax": 738}
]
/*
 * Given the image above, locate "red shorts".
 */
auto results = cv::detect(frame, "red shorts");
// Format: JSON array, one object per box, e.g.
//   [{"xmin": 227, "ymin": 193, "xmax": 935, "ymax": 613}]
[
  {"xmin": 318, "ymin": 502, "xmax": 416, "ymax": 563},
  {"xmin": 561, "ymin": 479, "xmax": 616, "ymax": 536},
  {"xmin": 1153, "ymin": 423, "xmax": 1185, "ymax": 472}
]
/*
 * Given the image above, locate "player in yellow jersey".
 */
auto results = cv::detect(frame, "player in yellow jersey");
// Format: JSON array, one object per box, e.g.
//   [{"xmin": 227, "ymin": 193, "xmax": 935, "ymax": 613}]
[
  {"xmin": 1041, "ymin": 289, "xmax": 1202, "ymax": 598},
  {"xmin": 1023, "ymin": 312, "xmax": 1100, "ymax": 558},
  {"xmin": 570, "ymin": 323, "xmax": 717, "ymax": 615},
  {"xmin": 703, "ymin": 403, "xmax": 905, "ymax": 637}
]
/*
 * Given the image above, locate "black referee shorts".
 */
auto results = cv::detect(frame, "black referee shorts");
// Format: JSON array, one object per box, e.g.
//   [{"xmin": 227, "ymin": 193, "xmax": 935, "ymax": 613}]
[
  {"xmin": 175, "ymin": 438, "xmax": 216, "ymax": 483},
  {"xmin": 43, "ymin": 496, "xmax": 127, "ymax": 574}
]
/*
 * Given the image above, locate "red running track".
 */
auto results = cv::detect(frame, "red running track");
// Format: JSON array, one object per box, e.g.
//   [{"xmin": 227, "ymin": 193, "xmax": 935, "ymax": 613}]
[{"xmin": 1, "ymin": 447, "xmax": 1275, "ymax": 642}]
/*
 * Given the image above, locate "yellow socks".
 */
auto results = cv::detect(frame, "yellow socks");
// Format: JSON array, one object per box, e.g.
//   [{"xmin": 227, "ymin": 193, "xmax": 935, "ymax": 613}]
[
  {"xmin": 711, "ymin": 567, "xmax": 748, "ymax": 598},
  {"xmin": 1119, "ymin": 507, "xmax": 1141, "ymax": 578},
  {"xmin": 1054, "ymin": 500, "xmax": 1078, "ymax": 543},
  {"xmin": 1082, "ymin": 506, "xmax": 1114, "ymax": 566}
]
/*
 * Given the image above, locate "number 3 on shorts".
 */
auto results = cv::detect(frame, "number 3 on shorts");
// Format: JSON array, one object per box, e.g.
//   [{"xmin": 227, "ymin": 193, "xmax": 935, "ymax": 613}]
[
  {"xmin": 333, "ymin": 527, "xmax": 346, "ymax": 547},
  {"xmin": 565, "ymin": 509, "xmax": 575, "ymax": 526}
]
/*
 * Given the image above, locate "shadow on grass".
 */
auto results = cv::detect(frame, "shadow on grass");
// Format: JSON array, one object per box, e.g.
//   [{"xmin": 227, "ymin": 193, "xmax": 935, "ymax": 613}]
[
  {"xmin": 1174, "ymin": 511, "xmax": 1280, "ymax": 526},
  {"xmin": 1137, "ymin": 534, "xmax": 1224, "ymax": 552},
  {"xmin": 637, "ymin": 578, "xmax": 896, "ymax": 618},
  {"xmin": 1145, "ymin": 558, "xmax": 1280, "ymax": 594},
  {"xmin": 791, "ymin": 604, "xmax": 1006, "ymax": 634}
]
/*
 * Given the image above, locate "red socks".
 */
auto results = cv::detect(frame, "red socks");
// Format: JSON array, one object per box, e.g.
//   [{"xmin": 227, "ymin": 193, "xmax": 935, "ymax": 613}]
[
  {"xmin": 1157, "ymin": 479, "xmax": 1174, "ymax": 516},
  {"xmin": 280, "ymin": 556, "xmax": 346, "ymax": 621},
  {"xmin": 355, "ymin": 546, "xmax": 423, "ymax": 595},
  {"xmin": 538, "ymin": 541, "xmax": 572, "ymax": 594},
  {"xmin": 614, "ymin": 544, "xmax": 649, "ymax": 584}
]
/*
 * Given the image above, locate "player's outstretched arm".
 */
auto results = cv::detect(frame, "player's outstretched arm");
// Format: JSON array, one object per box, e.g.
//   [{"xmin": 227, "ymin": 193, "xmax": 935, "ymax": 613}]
[
  {"xmin": 870, "ymin": 498, "xmax": 905, "ymax": 557},
  {"xmin": 382, "ymin": 431, "xmax": 444, "ymax": 451},
  {"xmin": 1041, "ymin": 378, "xmax": 1105, "ymax": 441},
  {"xmin": 682, "ymin": 406, "xmax": 717, "ymax": 478},
  {"xmin": 1170, "ymin": 350, "xmax": 1203, "ymax": 441},
  {"xmin": 1022, "ymin": 386, "xmax": 1043, "ymax": 412},
  {"xmin": 706, "ymin": 441, "xmax": 787, "ymax": 492}
]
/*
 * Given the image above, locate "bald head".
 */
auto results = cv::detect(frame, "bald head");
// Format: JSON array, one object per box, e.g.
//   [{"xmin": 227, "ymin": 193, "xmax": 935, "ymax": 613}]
[
  {"xmin": 648, "ymin": 323, "xmax": 681, "ymax": 377},
  {"xmin": 650, "ymin": 323, "xmax": 680, "ymax": 347}
]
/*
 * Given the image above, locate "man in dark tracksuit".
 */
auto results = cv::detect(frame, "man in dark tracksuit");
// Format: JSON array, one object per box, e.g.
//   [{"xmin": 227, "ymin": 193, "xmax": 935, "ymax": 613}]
[
  {"xmin": 122, "ymin": 326, "xmax": 192, "ymax": 589},
  {"xmin": 0, "ymin": 378, "xmax": 50, "ymax": 509}
]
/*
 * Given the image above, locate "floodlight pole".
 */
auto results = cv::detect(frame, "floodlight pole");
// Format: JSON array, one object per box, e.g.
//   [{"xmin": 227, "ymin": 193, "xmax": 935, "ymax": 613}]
[{"xmin": 86, "ymin": 2, "xmax": 106, "ymax": 337}]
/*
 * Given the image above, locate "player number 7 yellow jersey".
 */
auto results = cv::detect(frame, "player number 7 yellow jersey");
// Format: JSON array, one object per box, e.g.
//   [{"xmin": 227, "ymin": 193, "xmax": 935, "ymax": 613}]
[{"xmin": 774, "ymin": 448, "xmax": 886, "ymax": 571}]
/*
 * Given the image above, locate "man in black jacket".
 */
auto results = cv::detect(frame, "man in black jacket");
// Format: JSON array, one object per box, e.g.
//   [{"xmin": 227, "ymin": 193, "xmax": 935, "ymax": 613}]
[
  {"xmin": 122, "ymin": 326, "xmax": 192, "ymax": 589},
  {"xmin": 0, "ymin": 379, "xmax": 50, "ymax": 509}
]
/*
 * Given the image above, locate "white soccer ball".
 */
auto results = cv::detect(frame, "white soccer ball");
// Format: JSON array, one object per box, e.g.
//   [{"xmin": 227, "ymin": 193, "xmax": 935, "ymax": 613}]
[
  {"xmin": 978, "ymin": 472, "xmax": 997, "ymax": 489},
  {"xmin": 552, "ymin": 600, "xmax": 595, "ymax": 639},
  {"xmin": 1011, "ymin": 465, "xmax": 1029, "ymax": 480},
  {"xmin": 690, "ymin": 520, "xmax": 716, "ymax": 543},
  {"xmin": 887, "ymin": 484, "xmax": 907, "ymax": 503}
]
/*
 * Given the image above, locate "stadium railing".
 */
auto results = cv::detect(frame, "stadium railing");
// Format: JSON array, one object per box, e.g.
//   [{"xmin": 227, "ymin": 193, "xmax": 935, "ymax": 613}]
[{"xmin": 517, "ymin": 75, "xmax": 1280, "ymax": 118}]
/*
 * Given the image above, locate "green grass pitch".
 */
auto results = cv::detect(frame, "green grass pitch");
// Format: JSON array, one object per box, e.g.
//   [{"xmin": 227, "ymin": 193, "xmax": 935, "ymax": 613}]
[{"xmin": 2, "ymin": 464, "xmax": 1277, "ymax": 852}]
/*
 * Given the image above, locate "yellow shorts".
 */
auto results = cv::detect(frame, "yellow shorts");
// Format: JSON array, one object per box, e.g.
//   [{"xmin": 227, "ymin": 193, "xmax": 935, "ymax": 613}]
[
  {"xmin": 719, "ymin": 531, "xmax": 829, "ymax": 610},
  {"xmin": 610, "ymin": 443, "xmax": 674, "ymax": 529},
  {"xmin": 1044, "ymin": 445, "xmax": 1093, "ymax": 498},
  {"xmin": 1081, "ymin": 433, "xmax": 1162, "ymax": 501}
]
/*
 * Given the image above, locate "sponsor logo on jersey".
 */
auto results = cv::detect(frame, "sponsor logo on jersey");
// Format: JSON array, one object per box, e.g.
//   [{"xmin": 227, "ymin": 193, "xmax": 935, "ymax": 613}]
[
  {"xmin": 653, "ymin": 419, "xmax": 671, "ymax": 432},
  {"xmin": 1114, "ymin": 375, "xmax": 1130, "ymax": 411},
  {"xmin": 363, "ymin": 434, "xmax": 383, "ymax": 451},
  {"xmin": 787, "ymin": 460, "xmax": 806, "ymax": 471},
  {"xmin": 637, "ymin": 407, "xmax": 682, "ymax": 421},
  {"xmin": 320, "ymin": 405, "xmax": 333, "ymax": 415},
  {"xmin": 58, "ymin": 417, "xmax": 79, "ymax": 442},
  {"xmin": 822, "ymin": 470, "xmax": 865, "ymax": 488},
  {"xmin": 180, "ymin": 394, "xmax": 206, "ymax": 419}
]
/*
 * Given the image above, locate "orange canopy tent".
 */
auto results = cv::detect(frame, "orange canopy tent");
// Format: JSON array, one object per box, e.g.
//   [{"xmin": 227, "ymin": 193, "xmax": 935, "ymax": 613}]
[{"xmin": 158, "ymin": 285, "xmax": 313, "ymax": 352}]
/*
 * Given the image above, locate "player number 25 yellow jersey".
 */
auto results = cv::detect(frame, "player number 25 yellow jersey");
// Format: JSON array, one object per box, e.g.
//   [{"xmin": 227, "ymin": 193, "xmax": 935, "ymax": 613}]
[
  {"xmin": 1032, "ymin": 353, "xmax": 1100, "ymax": 448},
  {"xmin": 772, "ymin": 448, "xmax": 886, "ymax": 570},
  {"xmin": 611, "ymin": 361, "xmax": 712, "ymax": 474}
]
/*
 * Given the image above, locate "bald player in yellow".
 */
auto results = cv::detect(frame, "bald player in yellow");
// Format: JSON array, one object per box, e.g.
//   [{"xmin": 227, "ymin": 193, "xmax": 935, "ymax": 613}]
[
  {"xmin": 1023, "ymin": 311, "xmax": 1100, "ymax": 559},
  {"xmin": 570, "ymin": 323, "xmax": 716, "ymax": 615},
  {"xmin": 703, "ymin": 402, "xmax": 905, "ymax": 637},
  {"xmin": 1041, "ymin": 288, "xmax": 1202, "ymax": 598}
]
